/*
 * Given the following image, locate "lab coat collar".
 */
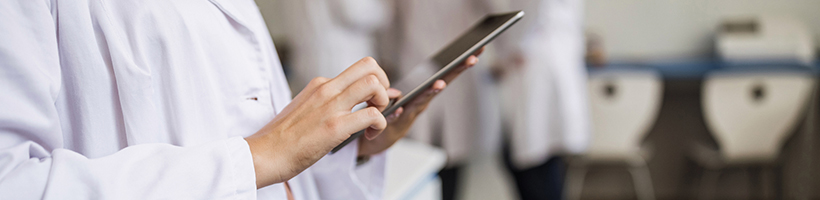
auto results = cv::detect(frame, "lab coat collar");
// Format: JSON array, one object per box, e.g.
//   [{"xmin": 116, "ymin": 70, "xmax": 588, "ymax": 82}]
[{"xmin": 207, "ymin": 0, "xmax": 254, "ymax": 31}]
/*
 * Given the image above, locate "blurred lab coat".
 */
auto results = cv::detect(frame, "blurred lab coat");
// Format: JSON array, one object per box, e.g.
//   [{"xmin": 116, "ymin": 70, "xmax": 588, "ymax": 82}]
[
  {"xmin": 389, "ymin": 0, "xmax": 501, "ymax": 166},
  {"xmin": 281, "ymin": 0, "xmax": 391, "ymax": 93},
  {"xmin": 499, "ymin": 0, "xmax": 591, "ymax": 169},
  {"xmin": 0, "ymin": 1, "xmax": 384, "ymax": 199}
]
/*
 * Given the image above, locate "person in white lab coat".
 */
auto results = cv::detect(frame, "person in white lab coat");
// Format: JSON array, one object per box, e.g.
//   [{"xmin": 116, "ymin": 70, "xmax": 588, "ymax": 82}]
[
  {"xmin": 0, "ymin": 1, "xmax": 483, "ymax": 199},
  {"xmin": 279, "ymin": 0, "xmax": 391, "ymax": 93},
  {"xmin": 493, "ymin": 0, "xmax": 590, "ymax": 199},
  {"xmin": 384, "ymin": 1, "xmax": 501, "ymax": 200}
]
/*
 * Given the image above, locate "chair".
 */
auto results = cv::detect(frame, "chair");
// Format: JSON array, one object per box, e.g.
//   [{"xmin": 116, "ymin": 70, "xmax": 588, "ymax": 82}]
[
  {"xmin": 565, "ymin": 70, "xmax": 663, "ymax": 200},
  {"xmin": 693, "ymin": 71, "xmax": 814, "ymax": 200}
]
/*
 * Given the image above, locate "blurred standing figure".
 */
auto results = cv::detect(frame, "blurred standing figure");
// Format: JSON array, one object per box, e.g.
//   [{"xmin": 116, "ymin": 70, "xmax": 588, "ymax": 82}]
[
  {"xmin": 384, "ymin": 1, "xmax": 500, "ymax": 200},
  {"xmin": 494, "ymin": 0, "xmax": 590, "ymax": 199},
  {"xmin": 280, "ymin": 0, "xmax": 391, "ymax": 93}
]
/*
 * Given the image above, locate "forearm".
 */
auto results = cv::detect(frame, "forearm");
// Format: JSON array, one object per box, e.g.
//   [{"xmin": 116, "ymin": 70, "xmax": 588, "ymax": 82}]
[{"xmin": 0, "ymin": 137, "xmax": 257, "ymax": 199}]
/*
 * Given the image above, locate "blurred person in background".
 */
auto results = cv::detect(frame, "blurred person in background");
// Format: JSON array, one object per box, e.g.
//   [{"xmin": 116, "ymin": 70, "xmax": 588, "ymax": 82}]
[
  {"xmin": 381, "ymin": 1, "xmax": 503, "ymax": 200},
  {"xmin": 492, "ymin": 0, "xmax": 590, "ymax": 199},
  {"xmin": 280, "ymin": 0, "xmax": 392, "ymax": 93}
]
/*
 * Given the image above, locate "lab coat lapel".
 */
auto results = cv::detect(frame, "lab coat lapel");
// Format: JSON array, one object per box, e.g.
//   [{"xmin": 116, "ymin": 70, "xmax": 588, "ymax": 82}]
[{"xmin": 207, "ymin": 0, "xmax": 254, "ymax": 32}]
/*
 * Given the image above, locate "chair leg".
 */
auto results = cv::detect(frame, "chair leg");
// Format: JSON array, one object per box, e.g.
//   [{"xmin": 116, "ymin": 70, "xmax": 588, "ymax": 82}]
[
  {"xmin": 564, "ymin": 165, "xmax": 587, "ymax": 200},
  {"xmin": 766, "ymin": 166, "xmax": 783, "ymax": 200},
  {"xmin": 750, "ymin": 167, "xmax": 764, "ymax": 200},
  {"xmin": 699, "ymin": 169, "xmax": 720, "ymax": 200},
  {"xmin": 628, "ymin": 164, "xmax": 656, "ymax": 200},
  {"xmin": 760, "ymin": 166, "xmax": 775, "ymax": 200},
  {"xmin": 774, "ymin": 166, "xmax": 783, "ymax": 200},
  {"xmin": 751, "ymin": 166, "xmax": 780, "ymax": 200}
]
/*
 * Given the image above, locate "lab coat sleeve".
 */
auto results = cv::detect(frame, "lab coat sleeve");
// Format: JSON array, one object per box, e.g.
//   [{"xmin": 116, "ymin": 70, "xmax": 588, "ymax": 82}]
[
  {"xmin": 309, "ymin": 139, "xmax": 387, "ymax": 200},
  {"xmin": 328, "ymin": 0, "xmax": 392, "ymax": 32},
  {"xmin": 0, "ymin": 1, "xmax": 257, "ymax": 199}
]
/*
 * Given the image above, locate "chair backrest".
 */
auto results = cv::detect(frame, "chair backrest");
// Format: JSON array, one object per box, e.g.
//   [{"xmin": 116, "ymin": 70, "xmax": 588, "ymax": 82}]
[
  {"xmin": 586, "ymin": 70, "xmax": 664, "ymax": 160},
  {"xmin": 702, "ymin": 72, "xmax": 814, "ymax": 163}
]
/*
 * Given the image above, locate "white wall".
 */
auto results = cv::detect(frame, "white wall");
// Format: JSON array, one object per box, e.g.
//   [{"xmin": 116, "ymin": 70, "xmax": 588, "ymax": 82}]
[{"xmin": 585, "ymin": 0, "xmax": 820, "ymax": 61}]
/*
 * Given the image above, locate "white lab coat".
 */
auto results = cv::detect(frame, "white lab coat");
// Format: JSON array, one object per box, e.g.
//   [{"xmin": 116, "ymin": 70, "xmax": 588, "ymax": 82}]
[
  {"xmin": 281, "ymin": 0, "xmax": 391, "ymax": 93},
  {"xmin": 499, "ymin": 0, "xmax": 591, "ymax": 169},
  {"xmin": 388, "ymin": 0, "xmax": 500, "ymax": 166},
  {"xmin": 0, "ymin": 0, "xmax": 384, "ymax": 199}
]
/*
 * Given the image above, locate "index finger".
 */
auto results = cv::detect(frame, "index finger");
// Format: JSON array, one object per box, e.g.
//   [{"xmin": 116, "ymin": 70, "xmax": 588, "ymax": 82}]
[{"xmin": 327, "ymin": 57, "xmax": 390, "ymax": 92}]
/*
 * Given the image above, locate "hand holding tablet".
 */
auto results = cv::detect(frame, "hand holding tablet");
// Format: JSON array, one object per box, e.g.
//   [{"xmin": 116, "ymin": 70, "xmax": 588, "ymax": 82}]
[{"xmin": 334, "ymin": 11, "xmax": 525, "ymax": 153}]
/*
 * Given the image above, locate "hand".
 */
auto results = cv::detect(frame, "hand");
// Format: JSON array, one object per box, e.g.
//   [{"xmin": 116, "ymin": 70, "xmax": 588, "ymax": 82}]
[
  {"xmin": 358, "ymin": 47, "xmax": 485, "ymax": 156},
  {"xmin": 245, "ymin": 57, "xmax": 391, "ymax": 188}
]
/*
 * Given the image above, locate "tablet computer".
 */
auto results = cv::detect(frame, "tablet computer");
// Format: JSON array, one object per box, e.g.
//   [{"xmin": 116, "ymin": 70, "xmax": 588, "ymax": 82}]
[{"xmin": 332, "ymin": 11, "xmax": 524, "ymax": 153}]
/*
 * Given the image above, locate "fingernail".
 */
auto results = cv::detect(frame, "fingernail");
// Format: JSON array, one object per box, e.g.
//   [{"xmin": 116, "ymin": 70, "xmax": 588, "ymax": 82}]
[{"xmin": 434, "ymin": 89, "xmax": 442, "ymax": 93}]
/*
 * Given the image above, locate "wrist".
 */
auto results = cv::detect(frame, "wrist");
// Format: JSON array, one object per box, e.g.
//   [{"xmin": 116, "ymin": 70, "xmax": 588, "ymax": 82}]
[{"xmin": 245, "ymin": 135, "xmax": 286, "ymax": 188}]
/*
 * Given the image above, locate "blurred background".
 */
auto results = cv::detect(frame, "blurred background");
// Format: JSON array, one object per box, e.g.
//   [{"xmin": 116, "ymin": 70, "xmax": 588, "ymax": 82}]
[{"xmin": 256, "ymin": 0, "xmax": 820, "ymax": 199}]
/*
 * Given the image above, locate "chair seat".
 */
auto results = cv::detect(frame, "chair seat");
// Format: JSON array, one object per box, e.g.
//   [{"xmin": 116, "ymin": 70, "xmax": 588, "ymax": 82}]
[{"xmin": 701, "ymin": 72, "xmax": 813, "ymax": 163}]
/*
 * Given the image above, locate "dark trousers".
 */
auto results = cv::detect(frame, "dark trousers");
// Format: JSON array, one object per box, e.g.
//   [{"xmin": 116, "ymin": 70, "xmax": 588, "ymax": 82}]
[
  {"xmin": 437, "ymin": 149, "xmax": 566, "ymax": 200},
  {"xmin": 439, "ymin": 165, "xmax": 463, "ymax": 200},
  {"xmin": 503, "ymin": 143, "xmax": 567, "ymax": 200}
]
